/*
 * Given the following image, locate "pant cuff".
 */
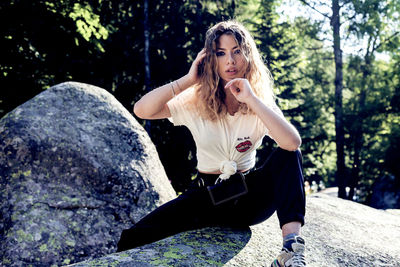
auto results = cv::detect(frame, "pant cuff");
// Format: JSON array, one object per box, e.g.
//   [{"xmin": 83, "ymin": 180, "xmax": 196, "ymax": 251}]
[{"xmin": 279, "ymin": 213, "xmax": 305, "ymax": 229}]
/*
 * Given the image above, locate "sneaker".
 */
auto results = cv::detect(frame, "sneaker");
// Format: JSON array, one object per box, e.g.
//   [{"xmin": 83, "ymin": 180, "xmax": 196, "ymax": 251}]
[{"xmin": 270, "ymin": 235, "xmax": 306, "ymax": 267}]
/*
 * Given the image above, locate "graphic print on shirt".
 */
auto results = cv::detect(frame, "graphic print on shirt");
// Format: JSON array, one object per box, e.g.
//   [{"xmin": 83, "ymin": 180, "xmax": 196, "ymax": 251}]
[{"xmin": 235, "ymin": 136, "xmax": 252, "ymax": 153}]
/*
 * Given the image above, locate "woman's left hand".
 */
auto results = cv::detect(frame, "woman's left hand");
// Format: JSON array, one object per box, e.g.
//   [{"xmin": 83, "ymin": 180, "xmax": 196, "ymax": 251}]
[{"xmin": 224, "ymin": 78, "xmax": 256, "ymax": 104}]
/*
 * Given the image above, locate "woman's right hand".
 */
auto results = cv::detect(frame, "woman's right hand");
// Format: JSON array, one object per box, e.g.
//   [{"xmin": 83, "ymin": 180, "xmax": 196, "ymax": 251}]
[{"xmin": 187, "ymin": 48, "xmax": 207, "ymax": 85}]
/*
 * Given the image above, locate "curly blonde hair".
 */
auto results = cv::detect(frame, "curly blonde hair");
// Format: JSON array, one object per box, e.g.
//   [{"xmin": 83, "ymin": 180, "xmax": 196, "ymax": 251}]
[{"xmin": 194, "ymin": 20, "xmax": 275, "ymax": 121}]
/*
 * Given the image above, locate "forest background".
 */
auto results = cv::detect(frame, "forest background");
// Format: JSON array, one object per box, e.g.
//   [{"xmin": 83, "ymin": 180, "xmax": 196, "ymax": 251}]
[{"xmin": 1, "ymin": 0, "xmax": 399, "ymax": 208}]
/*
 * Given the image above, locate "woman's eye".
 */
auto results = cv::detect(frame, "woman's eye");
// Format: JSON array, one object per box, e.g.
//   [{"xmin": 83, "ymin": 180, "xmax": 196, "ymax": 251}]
[
  {"xmin": 216, "ymin": 51, "xmax": 225, "ymax": 57},
  {"xmin": 234, "ymin": 49, "xmax": 241, "ymax": 54}
]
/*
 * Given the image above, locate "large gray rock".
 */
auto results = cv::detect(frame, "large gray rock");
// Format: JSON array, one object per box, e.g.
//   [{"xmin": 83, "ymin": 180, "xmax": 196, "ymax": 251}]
[
  {"xmin": 69, "ymin": 193, "xmax": 400, "ymax": 267},
  {"xmin": 0, "ymin": 82, "xmax": 176, "ymax": 266}
]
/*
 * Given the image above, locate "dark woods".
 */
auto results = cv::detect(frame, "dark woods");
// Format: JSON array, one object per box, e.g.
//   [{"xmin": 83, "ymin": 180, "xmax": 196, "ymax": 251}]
[{"xmin": 1, "ymin": 0, "xmax": 399, "ymax": 208}]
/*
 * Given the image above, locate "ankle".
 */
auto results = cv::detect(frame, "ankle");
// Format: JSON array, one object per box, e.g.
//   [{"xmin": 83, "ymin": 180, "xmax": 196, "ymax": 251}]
[
  {"xmin": 282, "ymin": 221, "xmax": 301, "ymax": 237},
  {"xmin": 282, "ymin": 233, "xmax": 304, "ymax": 251}
]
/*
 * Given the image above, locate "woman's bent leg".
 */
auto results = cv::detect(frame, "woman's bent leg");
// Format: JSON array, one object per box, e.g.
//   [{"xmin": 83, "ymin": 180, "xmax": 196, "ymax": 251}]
[
  {"xmin": 227, "ymin": 148, "xmax": 305, "ymax": 228},
  {"xmin": 117, "ymin": 187, "xmax": 217, "ymax": 252},
  {"xmin": 266, "ymin": 148, "xmax": 305, "ymax": 228}
]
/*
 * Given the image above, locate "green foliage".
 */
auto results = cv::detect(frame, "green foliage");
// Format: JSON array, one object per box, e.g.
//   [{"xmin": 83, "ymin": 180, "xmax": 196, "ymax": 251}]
[
  {"xmin": 0, "ymin": 0, "xmax": 109, "ymax": 116},
  {"xmin": 294, "ymin": 0, "xmax": 400, "ymax": 204},
  {"xmin": 69, "ymin": 3, "xmax": 110, "ymax": 52},
  {"xmin": 252, "ymin": 2, "xmax": 337, "ymax": 185},
  {"xmin": 339, "ymin": 0, "xmax": 400, "ymax": 202},
  {"xmin": 344, "ymin": 55, "xmax": 398, "ymax": 202}
]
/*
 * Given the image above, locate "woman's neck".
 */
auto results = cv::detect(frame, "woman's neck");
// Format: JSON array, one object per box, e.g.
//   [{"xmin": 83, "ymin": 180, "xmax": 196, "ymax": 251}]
[{"xmin": 224, "ymin": 88, "xmax": 239, "ymax": 116}]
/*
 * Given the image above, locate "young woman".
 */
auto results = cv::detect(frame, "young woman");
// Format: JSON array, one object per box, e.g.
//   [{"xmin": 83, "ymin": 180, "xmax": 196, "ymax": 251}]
[{"xmin": 117, "ymin": 20, "xmax": 306, "ymax": 267}]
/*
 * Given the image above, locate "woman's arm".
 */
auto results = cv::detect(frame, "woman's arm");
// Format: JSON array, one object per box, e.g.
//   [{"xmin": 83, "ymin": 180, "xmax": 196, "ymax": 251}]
[
  {"xmin": 245, "ymin": 95, "xmax": 301, "ymax": 151},
  {"xmin": 134, "ymin": 75, "xmax": 189, "ymax": 119},
  {"xmin": 225, "ymin": 78, "xmax": 301, "ymax": 151},
  {"xmin": 134, "ymin": 49, "xmax": 206, "ymax": 120}
]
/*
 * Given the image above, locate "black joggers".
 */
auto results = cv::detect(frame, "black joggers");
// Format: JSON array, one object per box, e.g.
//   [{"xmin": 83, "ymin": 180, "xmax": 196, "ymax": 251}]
[{"xmin": 117, "ymin": 148, "xmax": 305, "ymax": 252}]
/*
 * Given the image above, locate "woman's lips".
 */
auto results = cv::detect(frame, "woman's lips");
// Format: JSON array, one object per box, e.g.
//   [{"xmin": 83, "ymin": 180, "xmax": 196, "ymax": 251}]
[{"xmin": 226, "ymin": 69, "xmax": 238, "ymax": 75}]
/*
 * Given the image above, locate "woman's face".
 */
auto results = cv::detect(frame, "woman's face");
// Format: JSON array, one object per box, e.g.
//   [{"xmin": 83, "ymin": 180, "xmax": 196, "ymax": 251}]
[{"xmin": 215, "ymin": 34, "xmax": 246, "ymax": 86}]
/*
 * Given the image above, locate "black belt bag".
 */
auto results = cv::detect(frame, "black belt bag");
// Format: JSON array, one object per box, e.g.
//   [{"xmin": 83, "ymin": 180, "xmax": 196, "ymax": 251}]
[{"xmin": 207, "ymin": 172, "xmax": 248, "ymax": 205}]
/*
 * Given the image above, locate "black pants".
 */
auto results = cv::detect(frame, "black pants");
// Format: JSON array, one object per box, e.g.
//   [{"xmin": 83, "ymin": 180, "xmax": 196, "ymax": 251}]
[{"xmin": 117, "ymin": 148, "xmax": 305, "ymax": 252}]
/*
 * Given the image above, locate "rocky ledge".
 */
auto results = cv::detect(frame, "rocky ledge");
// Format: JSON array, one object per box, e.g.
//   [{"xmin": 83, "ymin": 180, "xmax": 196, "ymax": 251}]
[{"xmin": 69, "ymin": 193, "xmax": 400, "ymax": 267}]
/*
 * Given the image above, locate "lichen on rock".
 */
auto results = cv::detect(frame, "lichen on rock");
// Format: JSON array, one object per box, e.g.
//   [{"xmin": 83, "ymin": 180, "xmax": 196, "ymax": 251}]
[
  {"xmin": 70, "ymin": 226, "xmax": 252, "ymax": 267},
  {"xmin": 0, "ymin": 82, "xmax": 176, "ymax": 266}
]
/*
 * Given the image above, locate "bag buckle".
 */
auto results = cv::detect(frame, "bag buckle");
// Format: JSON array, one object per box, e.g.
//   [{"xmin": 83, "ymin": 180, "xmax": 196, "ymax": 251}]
[{"xmin": 207, "ymin": 172, "xmax": 248, "ymax": 206}]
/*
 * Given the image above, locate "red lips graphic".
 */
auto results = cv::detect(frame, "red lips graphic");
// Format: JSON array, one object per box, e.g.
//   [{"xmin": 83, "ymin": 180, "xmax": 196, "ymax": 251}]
[{"xmin": 236, "ymin": 140, "xmax": 252, "ymax": 153}]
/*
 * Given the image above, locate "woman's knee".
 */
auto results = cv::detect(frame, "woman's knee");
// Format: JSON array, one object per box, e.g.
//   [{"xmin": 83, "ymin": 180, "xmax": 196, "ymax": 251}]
[
  {"xmin": 275, "ymin": 147, "xmax": 302, "ymax": 162},
  {"xmin": 257, "ymin": 147, "xmax": 302, "ymax": 173}
]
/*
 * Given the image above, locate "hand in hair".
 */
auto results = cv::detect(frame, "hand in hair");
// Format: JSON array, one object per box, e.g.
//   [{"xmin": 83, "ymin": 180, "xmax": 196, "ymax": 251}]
[
  {"xmin": 187, "ymin": 49, "xmax": 207, "ymax": 86},
  {"xmin": 224, "ymin": 78, "xmax": 256, "ymax": 104}
]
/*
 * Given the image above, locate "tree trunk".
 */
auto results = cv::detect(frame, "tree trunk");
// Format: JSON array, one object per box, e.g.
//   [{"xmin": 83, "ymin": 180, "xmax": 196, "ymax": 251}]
[
  {"xmin": 349, "ymin": 97, "xmax": 363, "ymax": 200},
  {"xmin": 143, "ymin": 0, "xmax": 151, "ymax": 133},
  {"xmin": 331, "ymin": 0, "xmax": 347, "ymax": 199},
  {"xmin": 349, "ymin": 54, "xmax": 372, "ymax": 200}
]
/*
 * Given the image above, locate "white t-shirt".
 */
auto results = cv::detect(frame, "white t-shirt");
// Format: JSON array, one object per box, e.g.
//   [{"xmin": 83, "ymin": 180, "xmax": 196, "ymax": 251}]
[{"xmin": 167, "ymin": 87, "xmax": 278, "ymax": 175}]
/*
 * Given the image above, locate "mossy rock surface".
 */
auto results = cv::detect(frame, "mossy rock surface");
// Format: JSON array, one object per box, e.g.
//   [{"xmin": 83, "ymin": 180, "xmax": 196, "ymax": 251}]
[
  {"xmin": 0, "ymin": 82, "xmax": 176, "ymax": 266},
  {"xmin": 71, "ymin": 227, "xmax": 252, "ymax": 267}
]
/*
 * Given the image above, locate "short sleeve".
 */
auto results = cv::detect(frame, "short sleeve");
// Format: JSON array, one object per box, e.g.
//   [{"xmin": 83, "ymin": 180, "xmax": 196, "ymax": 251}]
[{"xmin": 166, "ymin": 87, "xmax": 195, "ymax": 126}]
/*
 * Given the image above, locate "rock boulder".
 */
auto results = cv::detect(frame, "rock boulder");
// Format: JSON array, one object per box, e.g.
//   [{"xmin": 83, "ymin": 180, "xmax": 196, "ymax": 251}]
[{"xmin": 0, "ymin": 82, "xmax": 176, "ymax": 266}]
